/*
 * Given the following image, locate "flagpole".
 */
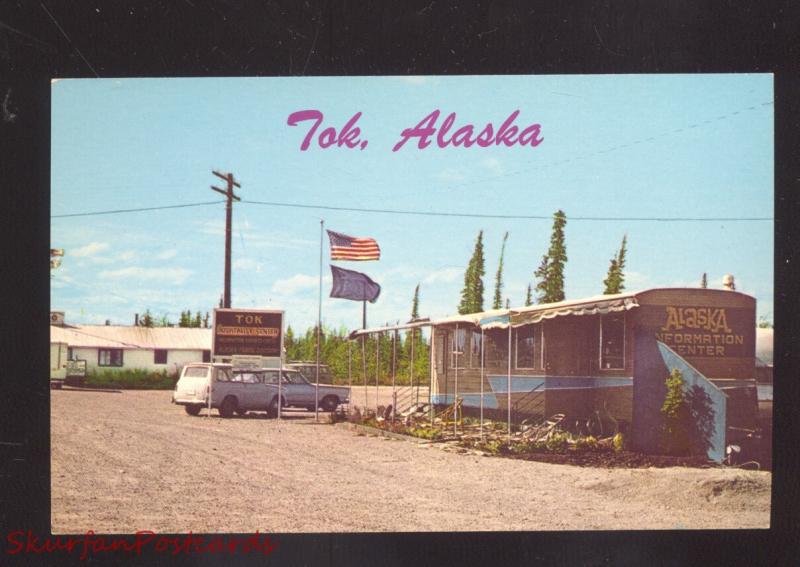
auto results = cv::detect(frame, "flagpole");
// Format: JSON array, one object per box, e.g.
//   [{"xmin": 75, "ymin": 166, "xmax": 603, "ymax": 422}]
[
  {"xmin": 362, "ymin": 300, "xmax": 366, "ymax": 330},
  {"xmin": 316, "ymin": 219, "xmax": 323, "ymax": 422}
]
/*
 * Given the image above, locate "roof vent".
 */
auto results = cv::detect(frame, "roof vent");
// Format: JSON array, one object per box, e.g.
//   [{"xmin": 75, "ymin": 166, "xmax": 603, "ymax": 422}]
[{"xmin": 49, "ymin": 311, "xmax": 65, "ymax": 326}]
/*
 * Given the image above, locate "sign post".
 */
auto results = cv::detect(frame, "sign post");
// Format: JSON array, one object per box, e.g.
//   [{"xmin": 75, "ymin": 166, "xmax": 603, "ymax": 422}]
[{"xmin": 211, "ymin": 308, "xmax": 285, "ymax": 417}]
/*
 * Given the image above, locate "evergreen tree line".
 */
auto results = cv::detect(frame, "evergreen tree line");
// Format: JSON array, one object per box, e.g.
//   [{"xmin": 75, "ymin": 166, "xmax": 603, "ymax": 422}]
[
  {"xmin": 458, "ymin": 210, "xmax": 630, "ymax": 315},
  {"xmin": 284, "ymin": 324, "xmax": 430, "ymax": 385},
  {"xmin": 136, "ymin": 309, "xmax": 210, "ymax": 328}
]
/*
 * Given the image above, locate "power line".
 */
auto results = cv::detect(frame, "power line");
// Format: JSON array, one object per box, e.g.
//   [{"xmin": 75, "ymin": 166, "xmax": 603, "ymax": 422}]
[
  {"xmin": 50, "ymin": 197, "xmax": 772, "ymax": 222},
  {"xmin": 240, "ymin": 199, "xmax": 771, "ymax": 222},
  {"xmin": 51, "ymin": 201, "xmax": 225, "ymax": 218}
]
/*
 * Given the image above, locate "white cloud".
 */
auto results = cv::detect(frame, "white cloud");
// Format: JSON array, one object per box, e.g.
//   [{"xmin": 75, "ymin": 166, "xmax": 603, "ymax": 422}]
[
  {"xmin": 433, "ymin": 168, "xmax": 466, "ymax": 182},
  {"xmin": 201, "ymin": 220, "xmax": 225, "ymax": 236},
  {"xmin": 155, "ymin": 249, "xmax": 177, "ymax": 260},
  {"xmin": 233, "ymin": 257, "xmax": 262, "ymax": 272},
  {"xmin": 423, "ymin": 267, "xmax": 463, "ymax": 284},
  {"xmin": 271, "ymin": 273, "xmax": 319, "ymax": 294},
  {"xmin": 71, "ymin": 242, "xmax": 110, "ymax": 257},
  {"xmin": 199, "ymin": 220, "xmax": 313, "ymax": 250},
  {"xmin": 480, "ymin": 157, "xmax": 504, "ymax": 175},
  {"xmin": 119, "ymin": 250, "xmax": 138, "ymax": 261},
  {"xmin": 98, "ymin": 266, "xmax": 192, "ymax": 285}
]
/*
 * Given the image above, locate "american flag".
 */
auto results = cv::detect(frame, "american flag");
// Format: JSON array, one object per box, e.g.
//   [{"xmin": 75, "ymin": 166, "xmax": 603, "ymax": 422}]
[{"xmin": 326, "ymin": 230, "xmax": 380, "ymax": 261}]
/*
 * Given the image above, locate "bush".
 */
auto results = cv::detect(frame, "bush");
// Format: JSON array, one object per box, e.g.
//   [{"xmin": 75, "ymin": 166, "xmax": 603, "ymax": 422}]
[
  {"xmin": 660, "ymin": 369, "xmax": 692, "ymax": 455},
  {"xmin": 545, "ymin": 432, "xmax": 570, "ymax": 452},
  {"xmin": 407, "ymin": 427, "xmax": 443, "ymax": 441},
  {"xmin": 575, "ymin": 435, "xmax": 599, "ymax": 451},
  {"xmin": 84, "ymin": 369, "xmax": 176, "ymax": 390},
  {"xmin": 612, "ymin": 433, "xmax": 625, "ymax": 452}
]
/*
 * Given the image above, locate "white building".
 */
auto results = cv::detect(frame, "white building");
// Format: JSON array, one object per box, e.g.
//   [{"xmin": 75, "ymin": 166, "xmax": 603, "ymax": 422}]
[{"xmin": 50, "ymin": 324, "xmax": 212, "ymax": 376}]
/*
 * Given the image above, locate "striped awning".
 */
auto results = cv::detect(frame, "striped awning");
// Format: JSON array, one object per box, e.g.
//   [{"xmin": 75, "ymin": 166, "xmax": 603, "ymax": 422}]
[
  {"xmin": 509, "ymin": 295, "xmax": 639, "ymax": 326},
  {"xmin": 476, "ymin": 293, "xmax": 640, "ymax": 329}
]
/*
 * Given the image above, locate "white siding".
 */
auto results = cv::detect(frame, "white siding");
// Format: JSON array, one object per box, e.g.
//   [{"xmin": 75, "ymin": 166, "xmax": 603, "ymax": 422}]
[{"xmin": 69, "ymin": 347, "xmax": 207, "ymax": 375}]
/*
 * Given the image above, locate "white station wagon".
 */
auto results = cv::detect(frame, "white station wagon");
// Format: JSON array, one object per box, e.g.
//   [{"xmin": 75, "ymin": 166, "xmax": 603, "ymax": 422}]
[{"xmin": 172, "ymin": 363, "xmax": 350, "ymax": 418}]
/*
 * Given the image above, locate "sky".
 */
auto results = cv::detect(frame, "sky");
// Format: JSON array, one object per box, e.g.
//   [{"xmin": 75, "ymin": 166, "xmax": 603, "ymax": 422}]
[{"xmin": 51, "ymin": 75, "xmax": 773, "ymax": 333}]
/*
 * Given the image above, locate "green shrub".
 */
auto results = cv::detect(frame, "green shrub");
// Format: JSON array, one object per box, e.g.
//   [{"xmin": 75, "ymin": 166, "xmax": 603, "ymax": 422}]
[
  {"xmin": 545, "ymin": 432, "xmax": 570, "ymax": 452},
  {"xmin": 660, "ymin": 369, "xmax": 692, "ymax": 455},
  {"xmin": 612, "ymin": 433, "xmax": 625, "ymax": 452},
  {"xmin": 408, "ymin": 427, "xmax": 443, "ymax": 441},
  {"xmin": 84, "ymin": 369, "xmax": 176, "ymax": 390},
  {"xmin": 575, "ymin": 435, "xmax": 599, "ymax": 451}
]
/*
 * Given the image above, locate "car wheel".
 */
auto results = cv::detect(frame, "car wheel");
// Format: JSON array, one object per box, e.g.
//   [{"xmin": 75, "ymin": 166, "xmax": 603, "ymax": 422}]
[
  {"xmin": 267, "ymin": 396, "xmax": 282, "ymax": 418},
  {"xmin": 185, "ymin": 404, "xmax": 202, "ymax": 416},
  {"xmin": 219, "ymin": 396, "xmax": 237, "ymax": 418},
  {"xmin": 321, "ymin": 395, "xmax": 339, "ymax": 412}
]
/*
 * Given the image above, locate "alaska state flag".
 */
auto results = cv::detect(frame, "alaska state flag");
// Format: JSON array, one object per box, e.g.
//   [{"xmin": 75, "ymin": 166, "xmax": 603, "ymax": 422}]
[{"xmin": 330, "ymin": 265, "xmax": 381, "ymax": 303}]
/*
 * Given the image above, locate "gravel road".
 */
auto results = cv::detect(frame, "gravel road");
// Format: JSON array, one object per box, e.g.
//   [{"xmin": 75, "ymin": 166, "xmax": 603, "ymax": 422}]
[{"xmin": 51, "ymin": 389, "xmax": 770, "ymax": 533}]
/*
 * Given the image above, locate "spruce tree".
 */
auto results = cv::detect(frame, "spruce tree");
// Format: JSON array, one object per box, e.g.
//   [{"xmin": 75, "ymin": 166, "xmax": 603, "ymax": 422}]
[
  {"xmin": 535, "ymin": 210, "xmax": 567, "ymax": 303},
  {"xmin": 603, "ymin": 234, "xmax": 628, "ymax": 294},
  {"xmin": 141, "ymin": 309, "xmax": 154, "ymax": 328},
  {"xmin": 493, "ymin": 231, "xmax": 509, "ymax": 309},
  {"xmin": 458, "ymin": 230, "xmax": 485, "ymax": 314},
  {"xmin": 525, "ymin": 283, "xmax": 533, "ymax": 307},
  {"xmin": 533, "ymin": 255, "xmax": 549, "ymax": 304},
  {"xmin": 179, "ymin": 310, "xmax": 190, "ymax": 327},
  {"xmin": 193, "ymin": 311, "xmax": 202, "ymax": 327},
  {"xmin": 701, "ymin": 273, "xmax": 707, "ymax": 288},
  {"xmin": 411, "ymin": 283, "xmax": 420, "ymax": 320}
]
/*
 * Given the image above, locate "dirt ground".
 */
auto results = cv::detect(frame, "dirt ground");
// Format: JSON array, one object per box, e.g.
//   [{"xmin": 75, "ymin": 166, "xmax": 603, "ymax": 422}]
[{"xmin": 51, "ymin": 389, "xmax": 771, "ymax": 533}]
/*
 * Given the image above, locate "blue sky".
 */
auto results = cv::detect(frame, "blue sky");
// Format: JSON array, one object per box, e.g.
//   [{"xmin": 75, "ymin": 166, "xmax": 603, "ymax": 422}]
[{"xmin": 51, "ymin": 75, "xmax": 773, "ymax": 332}]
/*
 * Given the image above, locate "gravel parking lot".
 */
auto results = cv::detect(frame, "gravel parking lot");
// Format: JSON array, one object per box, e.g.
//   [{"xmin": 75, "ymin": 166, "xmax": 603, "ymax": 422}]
[{"xmin": 51, "ymin": 389, "xmax": 770, "ymax": 533}]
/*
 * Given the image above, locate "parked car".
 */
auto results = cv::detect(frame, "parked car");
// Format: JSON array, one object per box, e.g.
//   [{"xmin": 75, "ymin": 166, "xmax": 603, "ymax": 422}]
[
  {"xmin": 172, "ymin": 363, "xmax": 350, "ymax": 418},
  {"xmin": 287, "ymin": 362, "xmax": 333, "ymax": 384}
]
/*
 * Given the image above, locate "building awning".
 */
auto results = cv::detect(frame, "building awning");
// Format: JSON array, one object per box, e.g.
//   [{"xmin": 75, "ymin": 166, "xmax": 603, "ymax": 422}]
[
  {"xmin": 348, "ymin": 292, "xmax": 642, "ymax": 337},
  {"xmin": 477, "ymin": 293, "xmax": 639, "ymax": 329},
  {"xmin": 509, "ymin": 294, "xmax": 639, "ymax": 326}
]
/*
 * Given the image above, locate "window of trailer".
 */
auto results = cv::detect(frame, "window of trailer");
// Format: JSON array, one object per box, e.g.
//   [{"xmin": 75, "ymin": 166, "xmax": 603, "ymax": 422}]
[{"xmin": 600, "ymin": 314, "xmax": 625, "ymax": 370}]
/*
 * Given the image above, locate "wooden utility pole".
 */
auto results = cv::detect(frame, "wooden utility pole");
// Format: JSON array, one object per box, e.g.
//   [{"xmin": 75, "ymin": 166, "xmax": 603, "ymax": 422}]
[{"xmin": 211, "ymin": 170, "xmax": 241, "ymax": 308}]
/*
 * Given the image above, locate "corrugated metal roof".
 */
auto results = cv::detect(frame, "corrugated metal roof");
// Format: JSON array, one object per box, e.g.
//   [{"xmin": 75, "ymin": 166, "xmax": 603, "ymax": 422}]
[{"xmin": 50, "ymin": 325, "xmax": 212, "ymax": 350}]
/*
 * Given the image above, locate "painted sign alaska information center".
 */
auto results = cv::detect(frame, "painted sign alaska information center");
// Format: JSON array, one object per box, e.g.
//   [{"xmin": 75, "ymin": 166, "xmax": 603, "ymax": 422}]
[{"xmin": 212, "ymin": 309, "xmax": 283, "ymax": 358}]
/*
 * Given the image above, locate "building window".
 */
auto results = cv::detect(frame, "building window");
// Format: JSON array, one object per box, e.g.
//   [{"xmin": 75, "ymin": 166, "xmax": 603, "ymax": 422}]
[
  {"xmin": 450, "ymin": 328, "xmax": 468, "ymax": 368},
  {"xmin": 202, "ymin": 350, "xmax": 211, "ymax": 363},
  {"xmin": 470, "ymin": 331, "xmax": 483, "ymax": 368},
  {"xmin": 515, "ymin": 326, "xmax": 536, "ymax": 369},
  {"xmin": 98, "ymin": 349, "xmax": 123, "ymax": 367},
  {"xmin": 435, "ymin": 332, "xmax": 446, "ymax": 374},
  {"xmin": 600, "ymin": 314, "xmax": 625, "ymax": 370},
  {"xmin": 486, "ymin": 328, "xmax": 509, "ymax": 367},
  {"xmin": 154, "ymin": 349, "xmax": 168, "ymax": 364}
]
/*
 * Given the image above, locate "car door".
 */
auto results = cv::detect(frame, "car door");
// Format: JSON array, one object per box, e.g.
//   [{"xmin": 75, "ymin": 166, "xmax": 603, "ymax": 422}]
[
  {"xmin": 263, "ymin": 370, "xmax": 281, "ymax": 408},
  {"xmin": 212, "ymin": 367, "xmax": 233, "ymax": 406},
  {"xmin": 282, "ymin": 371, "xmax": 310, "ymax": 406},
  {"xmin": 245, "ymin": 371, "xmax": 270, "ymax": 410}
]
